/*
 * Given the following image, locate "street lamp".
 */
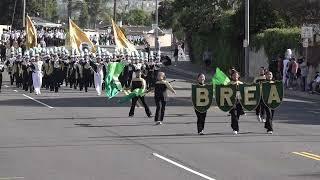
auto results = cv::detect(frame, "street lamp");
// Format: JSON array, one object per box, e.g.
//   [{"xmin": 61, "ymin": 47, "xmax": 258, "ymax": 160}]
[{"xmin": 155, "ymin": 0, "xmax": 159, "ymax": 55}]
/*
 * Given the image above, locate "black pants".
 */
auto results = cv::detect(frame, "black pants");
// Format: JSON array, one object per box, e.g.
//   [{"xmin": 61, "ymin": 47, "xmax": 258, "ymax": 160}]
[
  {"xmin": 263, "ymin": 103, "xmax": 274, "ymax": 132},
  {"xmin": 229, "ymin": 103, "xmax": 242, "ymax": 131},
  {"xmin": 154, "ymin": 96, "xmax": 166, "ymax": 122},
  {"xmin": 9, "ymin": 73, "xmax": 14, "ymax": 85},
  {"xmin": 195, "ymin": 110, "xmax": 207, "ymax": 133},
  {"xmin": 0, "ymin": 74, "xmax": 2, "ymax": 91},
  {"xmin": 255, "ymin": 99, "xmax": 265, "ymax": 118},
  {"xmin": 129, "ymin": 96, "xmax": 151, "ymax": 117}
]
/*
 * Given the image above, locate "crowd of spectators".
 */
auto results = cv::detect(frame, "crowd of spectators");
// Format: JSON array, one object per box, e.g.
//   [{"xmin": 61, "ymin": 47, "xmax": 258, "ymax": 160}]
[
  {"xmin": 273, "ymin": 56, "xmax": 320, "ymax": 94},
  {"xmin": 0, "ymin": 27, "xmax": 66, "ymax": 49}
]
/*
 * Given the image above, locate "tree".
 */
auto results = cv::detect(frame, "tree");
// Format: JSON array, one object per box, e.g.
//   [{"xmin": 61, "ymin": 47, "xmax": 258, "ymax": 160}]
[
  {"xmin": 158, "ymin": 0, "xmax": 175, "ymax": 28},
  {"xmin": 78, "ymin": 1, "xmax": 89, "ymax": 28},
  {"xmin": 84, "ymin": 0, "xmax": 103, "ymax": 28},
  {"xmin": 123, "ymin": 9, "xmax": 152, "ymax": 26}
]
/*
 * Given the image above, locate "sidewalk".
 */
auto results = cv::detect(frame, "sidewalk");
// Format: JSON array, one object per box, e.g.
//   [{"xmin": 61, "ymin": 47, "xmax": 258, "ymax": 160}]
[
  {"xmin": 168, "ymin": 61, "xmax": 320, "ymax": 101},
  {"xmin": 167, "ymin": 61, "xmax": 214, "ymax": 78}
]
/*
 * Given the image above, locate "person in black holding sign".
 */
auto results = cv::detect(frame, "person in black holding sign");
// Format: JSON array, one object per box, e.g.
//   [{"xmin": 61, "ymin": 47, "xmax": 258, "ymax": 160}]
[
  {"xmin": 229, "ymin": 70, "xmax": 243, "ymax": 135},
  {"xmin": 0, "ymin": 65, "xmax": 4, "ymax": 92},
  {"xmin": 264, "ymin": 70, "xmax": 275, "ymax": 134},
  {"xmin": 254, "ymin": 67, "xmax": 267, "ymax": 123},
  {"xmin": 194, "ymin": 73, "xmax": 207, "ymax": 135},
  {"xmin": 129, "ymin": 69, "xmax": 152, "ymax": 118},
  {"xmin": 154, "ymin": 72, "xmax": 176, "ymax": 125}
]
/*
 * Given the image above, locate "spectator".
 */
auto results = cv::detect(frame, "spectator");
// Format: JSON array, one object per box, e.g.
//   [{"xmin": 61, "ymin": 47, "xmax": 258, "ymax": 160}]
[
  {"xmin": 308, "ymin": 72, "xmax": 320, "ymax": 93},
  {"xmin": 299, "ymin": 58, "xmax": 308, "ymax": 91}
]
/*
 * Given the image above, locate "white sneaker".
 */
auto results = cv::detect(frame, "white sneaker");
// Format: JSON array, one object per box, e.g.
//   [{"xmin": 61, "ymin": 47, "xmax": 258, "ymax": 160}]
[
  {"xmin": 155, "ymin": 121, "xmax": 162, "ymax": 125},
  {"xmin": 233, "ymin": 131, "xmax": 238, "ymax": 135},
  {"xmin": 199, "ymin": 130, "xmax": 204, "ymax": 135},
  {"xmin": 267, "ymin": 131, "xmax": 273, "ymax": 134},
  {"xmin": 262, "ymin": 118, "xmax": 266, "ymax": 123},
  {"xmin": 257, "ymin": 115, "xmax": 262, "ymax": 123}
]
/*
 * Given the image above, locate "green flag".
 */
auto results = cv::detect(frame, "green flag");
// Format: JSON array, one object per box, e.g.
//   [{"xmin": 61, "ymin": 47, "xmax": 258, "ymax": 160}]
[
  {"xmin": 105, "ymin": 62, "xmax": 125, "ymax": 99},
  {"xmin": 118, "ymin": 88, "xmax": 145, "ymax": 104},
  {"xmin": 211, "ymin": 67, "xmax": 230, "ymax": 97},
  {"xmin": 212, "ymin": 67, "xmax": 230, "ymax": 85}
]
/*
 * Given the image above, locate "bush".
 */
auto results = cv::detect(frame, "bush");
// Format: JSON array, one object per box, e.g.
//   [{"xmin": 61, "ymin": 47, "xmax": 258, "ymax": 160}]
[
  {"xmin": 251, "ymin": 28, "xmax": 301, "ymax": 60},
  {"xmin": 191, "ymin": 11, "xmax": 242, "ymax": 73}
]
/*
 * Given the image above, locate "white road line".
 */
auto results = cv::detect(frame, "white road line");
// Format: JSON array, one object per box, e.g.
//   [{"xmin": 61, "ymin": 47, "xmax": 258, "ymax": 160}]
[
  {"xmin": 13, "ymin": 90, "xmax": 18, "ymax": 92},
  {"xmin": 0, "ymin": 177, "xmax": 24, "ymax": 180},
  {"xmin": 153, "ymin": 153, "xmax": 216, "ymax": 180},
  {"xmin": 22, "ymin": 94, "xmax": 54, "ymax": 109}
]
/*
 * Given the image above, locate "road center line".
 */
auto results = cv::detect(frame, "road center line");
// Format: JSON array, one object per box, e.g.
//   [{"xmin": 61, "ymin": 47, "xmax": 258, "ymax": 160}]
[
  {"xmin": 22, "ymin": 94, "xmax": 54, "ymax": 109},
  {"xmin": 292, "ymin": 152, "xmax": 320, "ymax": 161},
  {"xmin": 0, "ymin": 177, "xmax": 24, "ymax": 180},
  {"xmin": 153, "ymin": 153, "xmax": 216, "ymax": 180}
]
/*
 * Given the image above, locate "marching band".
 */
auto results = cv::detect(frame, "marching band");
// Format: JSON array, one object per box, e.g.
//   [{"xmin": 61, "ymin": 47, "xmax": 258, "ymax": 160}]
[{"xmin": 0, "ymin": 46, "xmax": 282, "ymax": 135}]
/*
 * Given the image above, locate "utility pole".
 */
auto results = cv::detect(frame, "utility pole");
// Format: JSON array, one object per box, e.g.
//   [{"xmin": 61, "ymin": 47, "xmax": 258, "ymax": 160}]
[
  {"xmin": 244, "ymin": 0, "xmax": 249, "ymax": 78},
  {"xmin": 155, "ymin": 0, "xmax": 159, "ymax": 54},
  {"xmin": 114, "ymin": 0, "xmax": 117, "ymax": 21},
  {"xmin": 22, "ymin": 0, "xmax": 26, "ymax": 28}
]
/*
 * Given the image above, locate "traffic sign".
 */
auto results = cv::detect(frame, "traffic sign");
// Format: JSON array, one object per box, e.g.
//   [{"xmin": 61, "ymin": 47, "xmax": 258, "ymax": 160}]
[
  {"xmin": 303, "ymin": 38, "xmax": 308, "ymax": 48},
  {"xmin": 301, "ymin": 26, "xmax": 313, "ymax": 39}
]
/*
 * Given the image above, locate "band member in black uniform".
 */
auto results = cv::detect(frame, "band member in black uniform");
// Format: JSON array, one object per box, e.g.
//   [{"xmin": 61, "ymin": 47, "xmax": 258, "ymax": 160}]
[
  {"xmin": 264, "ymin": 70, "xmax": 275, "ymax": 134},
  {"xmin": 194, "ymin": 73, "xmax": 207, "ymax": 135},
  {"xmin": 68, "ymin": 56, "xmax": 77, "ymax": 89},
  {"xmin": 82, "ymin": 57, "xmax": 92, "ymax": 92},
  {"xmin": 154, "ymin": 72, "xmax": 176, "ymax": 125},
  {"xmin": 5, "ymin": 56, "xmax": 14, "ymax": 85},
  {"xmin": 52, "ymin": 54, "xmax": 62, "ymax": 92},
  {"xmin": 128, "ymin": 69, "xmax": 152, "ymax": 118},
  {"xmin": 21, "ymin": 57, "xmax": 30, "ymax": 91},
  {"xmin": 27, "ymin": 58, "xmax": 35, "ymax": 93},
  {"xmin": 229, "ymin": 70, "xmax": 243, "ymax": 135},
  {"xmin": 254, "ymin": 67, "xmax": 267, "ymax": 123},
  {"xmin": 126, "ymin": 61, "xmax": 134, "ymax": 88},
  {"xmin": 0, "ymin": 65, "xmax": 4, "ymax": 92},
  {"xmin": 13, "ymin": 57, "xmax": 23, "ymax": 88},
  {"xmin": 77, "ymin": 58, "xmax": 85, "ymax": 91}
]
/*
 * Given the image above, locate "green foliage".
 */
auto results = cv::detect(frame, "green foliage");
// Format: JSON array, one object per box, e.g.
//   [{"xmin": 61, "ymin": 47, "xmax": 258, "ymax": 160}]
[
  {"xmin": 122, "ymin": 9, "xmax": 152, "ymax": 26},
  {"xmin": 78, "ymin": 1, "xmax": 89, "ymax": 28},
  {"xmin": 252, "ymin": 28, "xmax": 301, "ymax": 60},
  {"xmin": 158, "ymin": 0, "xmax": 174, "ymax": 28},
  {"xmin": 84, "ymin": 0, "xmax": 102, "ymax": 28},
  {"xmin": 191, "ymin": 11, "xmax": 242, "ymax": 72}
]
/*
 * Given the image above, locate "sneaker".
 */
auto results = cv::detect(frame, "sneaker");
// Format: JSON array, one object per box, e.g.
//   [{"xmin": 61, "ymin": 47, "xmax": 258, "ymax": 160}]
[
  {"xmin": 198, "ymin": 130, "xmax": 204, "ymax": 135},
  {"xmin": 267, "ymin": 131, "xmax": 273, "ymax": 134},
  {"xmin": 262, "ymin": 118, "xmax": 266, "ymax": 123},
  {"xmin": 233, "ymin": 131, "xmax": 238, "ymax": 135},
  {"xmin": 257, "ymin": 115, "xmax": 262, "ymax": 123},
  {"xmin": 129, "ymin": 115, "xmax": 134, "ymax": 118},
  {"xmin": 155, "ymin": 121, "xmax": 162, "ymax": 125}
]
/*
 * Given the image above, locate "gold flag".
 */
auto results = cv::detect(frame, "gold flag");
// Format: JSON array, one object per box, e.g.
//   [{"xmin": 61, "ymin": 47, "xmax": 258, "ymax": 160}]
[
  {"xmin": 26, "ymin": 15, "xmax": 37, "ymax": 48},
  {"xmin": 111, "ymin": 19, "xmax": 137, "ymax": 52},
  {"xmin": 69, "ymin": 18, "xmax": 96, "ymax": 52}
]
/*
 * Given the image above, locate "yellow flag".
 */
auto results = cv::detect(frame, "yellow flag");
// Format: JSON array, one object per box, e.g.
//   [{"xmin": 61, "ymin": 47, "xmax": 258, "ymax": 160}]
[
  {"xmin": 69, "ymin": 18, "xmax": 96, "ymax": 52},
  {"xmin": 111, "ymin": 19, "xmax": 136, "ymax": 52},
  {"xmin": 26, "ymin": 15, "xmax": 37, "ymax": 48}
]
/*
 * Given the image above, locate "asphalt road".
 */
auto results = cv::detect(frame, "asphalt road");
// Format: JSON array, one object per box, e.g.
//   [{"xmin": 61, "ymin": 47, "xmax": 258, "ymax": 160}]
[{"xmin": 0, "ymin": 67, "xmax": 319, "ymax": 180}]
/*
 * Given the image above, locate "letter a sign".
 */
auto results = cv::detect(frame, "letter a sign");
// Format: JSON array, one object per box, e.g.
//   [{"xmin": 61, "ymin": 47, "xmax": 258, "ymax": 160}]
[
  {"xmin": 192, "ymin": 84, "xmax": 213, "ymax": 113},
  {"xmin": 262, "ymin": 81, "xmax": 284, "ymax": 109}
]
